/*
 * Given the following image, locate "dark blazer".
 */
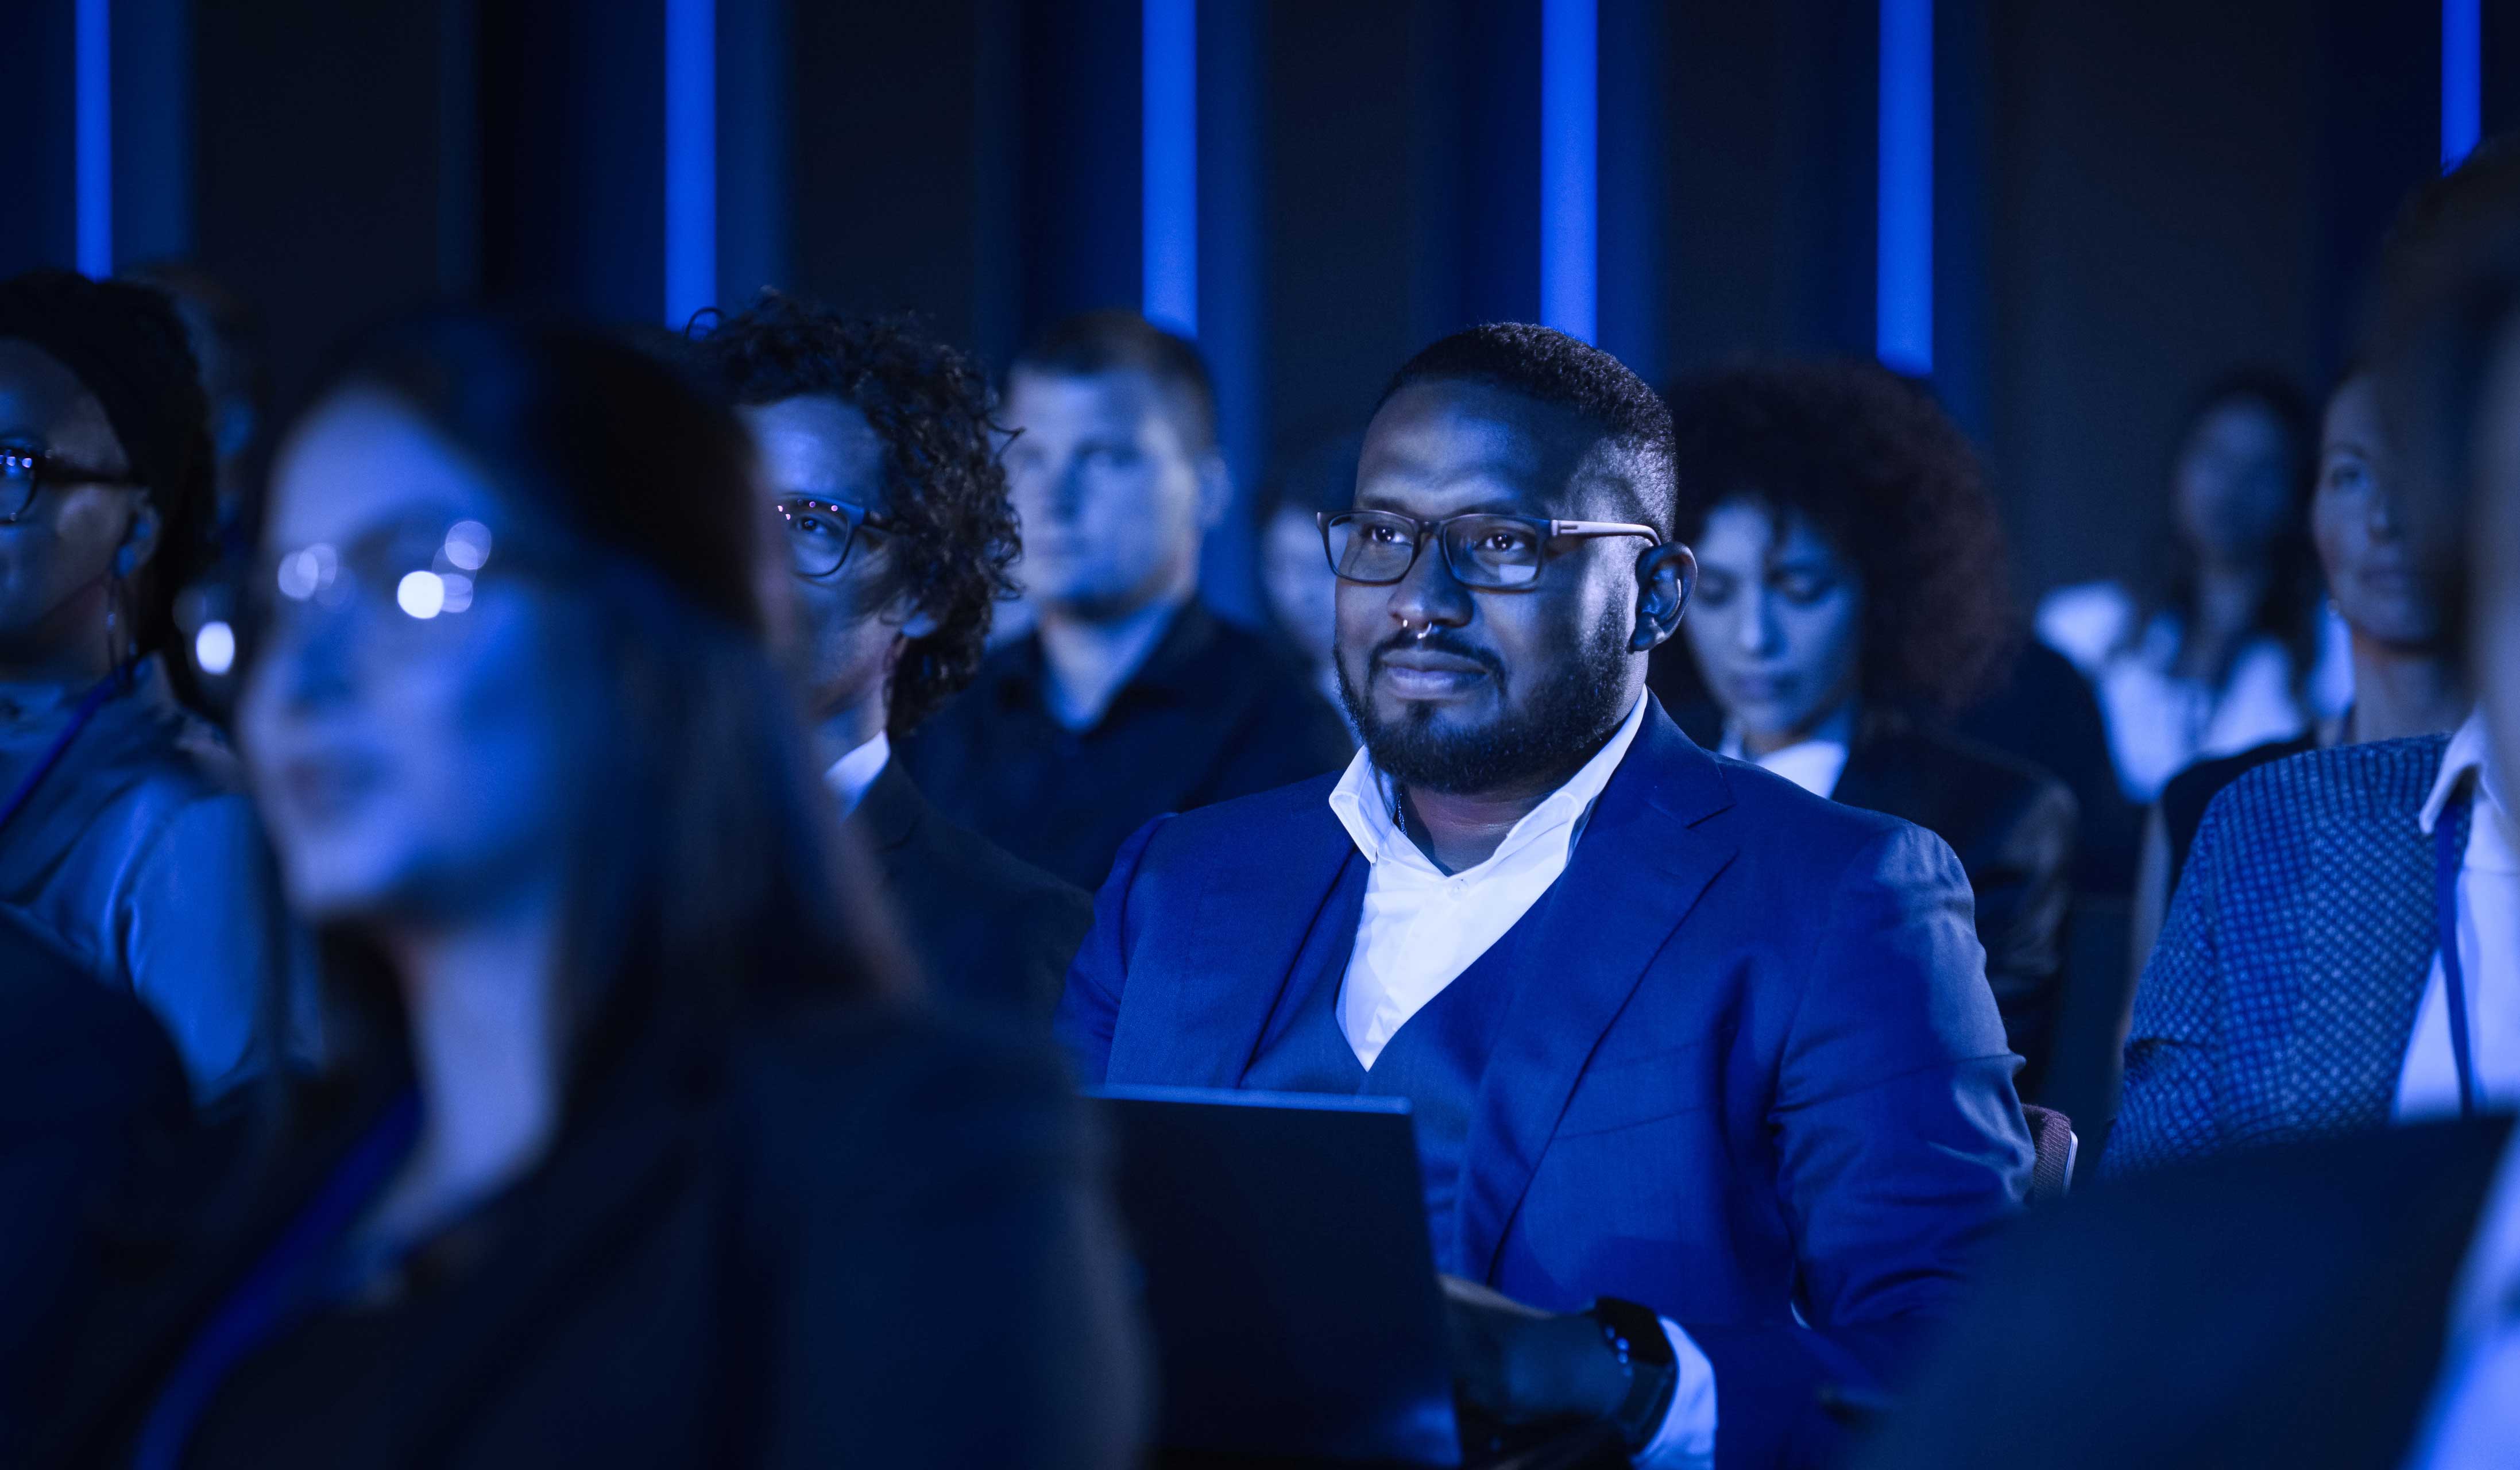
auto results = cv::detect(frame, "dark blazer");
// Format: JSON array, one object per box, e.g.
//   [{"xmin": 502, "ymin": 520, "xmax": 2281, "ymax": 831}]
[
  {"xmin": 903, "ymin": 602, "xmax": 1356, "ymax": 890},
  {"xmin": 0, "ymin": 909, "xmax": 190, "ymax": 1459},
  {"xmin": 2107, "ymin": 734, "xmax": 2453, "ymax": 1177},
  {"xmin": 1059, "ymin": 699, "xmax": 2032, "ymax": 1470},
  {"xmin": 2156, "ymin": 731, "xmax": 2317, "ymax": 888},
  {"xmin": 47, "ymin": 1001, "xmax": 1146, "ymax": 1470},
  {"xmin": 852, "ymin": 759, "xmax": 1094, "ymax": 1021},
  {"xmin": 1675, "ymin": 705, "xmax": 2079, "ymax": 1096},
  {"xmin": 1856, "ymin": 1117, "xmax": 2511, "ymax": 1470}
]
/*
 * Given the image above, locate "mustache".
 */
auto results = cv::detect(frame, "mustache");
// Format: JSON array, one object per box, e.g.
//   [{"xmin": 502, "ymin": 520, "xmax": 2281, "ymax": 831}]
[{"xmin": 1367, "ymin": 626, "xmax": 1504, "ymax": 676}]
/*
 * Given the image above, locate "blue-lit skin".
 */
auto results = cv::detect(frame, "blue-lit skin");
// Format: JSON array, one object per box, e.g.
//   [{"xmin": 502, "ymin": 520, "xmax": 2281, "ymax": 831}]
[
  {"xmin": 1002, "ymin": 366, "xmax": 1228, "ymax": 725},
  {"xmin": 1332, "ymin": 380, "xmax": 1690, "ymax": 869},
  {"xmin": 1261, "ymin": 502, "xmax": 1337, "ymax": 672},
  {"xmin": 1682, "ymin": 502, "xmax": 1864, "ymax": 759},
  {"xmin": 0, "ymin": 339, "xmax": 158, "ymax": 683},
  {"xmin": 739, "ymin": 394, "xmax": 934, "ymax": 760},
  {"xmin": 2314, "ymin": 374, "xmax": 2438, "ymax": 649},
  {"xmin": 238, "ymin": 389, "xmax": 598, "ymax": 934}
]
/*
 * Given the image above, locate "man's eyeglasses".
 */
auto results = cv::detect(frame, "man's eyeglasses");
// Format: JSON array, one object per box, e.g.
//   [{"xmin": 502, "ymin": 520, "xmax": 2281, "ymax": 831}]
[
  {"xmin": 778, "ymin": 497, "xmax": 895, "ymax": 579},
  {"xmin": 1318, "ymin": 510, "xmax": 1663, "ymax": 591},
  {"xmin": 1, "ymin": 440, "xmax": 133, "ymax": 523}
]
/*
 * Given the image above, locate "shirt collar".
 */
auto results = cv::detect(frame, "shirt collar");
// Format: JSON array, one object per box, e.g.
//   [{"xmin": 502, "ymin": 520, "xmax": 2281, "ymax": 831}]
[
  {"xmin": 1327, "ymin": 688, "xmax": 1650, "ymax": 877},
  {"xmin": 823, "ymin": 729, "xmax": 892, "ymax": 819},
  {"xmin": 2420, "ymin": 709, "xmax": 2503, "ymax": 835},
  {"xmin": 1715, "ymin": 702, "xmax": 1857, "ymax": 764}
]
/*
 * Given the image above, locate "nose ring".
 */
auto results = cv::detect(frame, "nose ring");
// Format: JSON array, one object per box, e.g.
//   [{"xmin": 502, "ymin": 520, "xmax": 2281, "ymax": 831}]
[{"xmin": 1406, "ymin": 620, "xmax": 1435, "ymax": 641}]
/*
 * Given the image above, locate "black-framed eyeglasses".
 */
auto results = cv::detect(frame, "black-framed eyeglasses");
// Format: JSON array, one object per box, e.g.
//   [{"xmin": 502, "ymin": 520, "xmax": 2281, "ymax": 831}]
[
  {"xmin": 778, "ymin": 497, "xmax": 896, "ymax": 579},
  {"xmin": 1318, "ymin": 509, "xmax": 1663, "ymax": 590},
  {"xmin": 0, "ymin": 439, "xmax": 133, "ymax": 523}
]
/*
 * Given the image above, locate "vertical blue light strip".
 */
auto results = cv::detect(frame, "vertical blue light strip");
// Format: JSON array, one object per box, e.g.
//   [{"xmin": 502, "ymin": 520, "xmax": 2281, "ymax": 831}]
[
  {"xmin": 1877, "ymin": 0, "xmax": 1932, "ymax": 374},
  {"xmin": 664, "ymin": 0, "xmax": 717, "ymax": 327},
  {"xmin": 1142, "ymin": 0, "xmax": 1197, "ymax": 334},
  {"xmin": 75, "ymin": 0, "xmax": 112, "ymax": 276},
  {"xmin": 2444, "ymin": 0, "xmax": 2482, "ymax": 172},
  {"xmin": 1539, "ymin": 0, "xmax": 1598, "ymax": 343}
]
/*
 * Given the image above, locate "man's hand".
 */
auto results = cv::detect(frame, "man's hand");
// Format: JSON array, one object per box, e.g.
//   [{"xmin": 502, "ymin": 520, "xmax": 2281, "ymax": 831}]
[{"xmin": 1440, "ymin": 1275, "xmax": 1630, "ymax": 1429}]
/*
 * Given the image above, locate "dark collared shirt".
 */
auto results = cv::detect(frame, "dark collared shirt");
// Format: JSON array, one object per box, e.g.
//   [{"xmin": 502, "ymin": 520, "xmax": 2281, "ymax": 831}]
[{"xmin": 902, "ymin": 602, "xmax": 1355, "ymax": 891}]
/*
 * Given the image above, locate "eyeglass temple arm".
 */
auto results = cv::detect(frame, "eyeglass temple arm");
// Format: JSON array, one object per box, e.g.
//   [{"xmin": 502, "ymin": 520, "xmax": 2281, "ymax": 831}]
[{"xmin": 1550, "ymin": 520, "xmax": 1665, "ymax": 539}]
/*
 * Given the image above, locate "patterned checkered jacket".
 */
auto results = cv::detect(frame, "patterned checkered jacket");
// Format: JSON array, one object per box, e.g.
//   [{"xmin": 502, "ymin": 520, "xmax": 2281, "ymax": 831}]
[{"xmin": 2105, "ymin": 733, "xmax": 2464, "ymax": 1177}]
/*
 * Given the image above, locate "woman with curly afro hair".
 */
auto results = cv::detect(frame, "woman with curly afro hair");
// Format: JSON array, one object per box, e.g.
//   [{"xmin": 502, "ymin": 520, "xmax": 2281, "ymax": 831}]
[
  {"xmin": 699, "ymin": 292, "xmax": 1091, "ymax": 1022},
  {"xmin": 1659, "ymin": 357, "xmax": 2078, "ymax": 1097}
]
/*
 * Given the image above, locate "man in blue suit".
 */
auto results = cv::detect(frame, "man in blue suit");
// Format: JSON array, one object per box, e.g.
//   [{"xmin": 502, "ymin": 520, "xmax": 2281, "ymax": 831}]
[{"xmin": 1058, "ymin": 324, "xmax": 2033, "ymax": 1469}]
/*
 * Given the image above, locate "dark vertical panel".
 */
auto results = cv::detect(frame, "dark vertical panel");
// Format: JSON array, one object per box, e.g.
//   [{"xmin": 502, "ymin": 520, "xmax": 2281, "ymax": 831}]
[
  {"xmin": 477, "ymin": 0, "xmax": 665, "ymax": 321},
  {"xmin": 1659, "ymin": 2, "xmax": 1789, "ymax": 375},
  {"xmin": 194, "ymin": 0, "xmax": 457, "ymax": 405},
  {"xmin": 0, "ymin": 0, "xmax": 79, "ymax": 278},
  {"xmin": 716, "ymin": 0, "xmax": 787, "ymax": 310},
  {"xmin": 790, "ymin": 2, "xmax": 991, "ymax": 346},
  {"xmin": 113, "ymin": 0, "xmax": 192, "ymax": 265},
  {"xmin": 1263, "ymin": 0, "xmax": 1420, "ymax": 463},
  {"xmin": 1931, "ymin": 0, "xmax": 1992, "ymax": 443},
  {"xmin": 1016, "ymin": 0, "xmax": 1141, "ymax": 339},
  {"xmin": 1199, "ymin": 0, "xmax": 1265, "ymax": 624},
  {"xmin": 1780, "ymin": 0, "xmax": 1876, "ymax": 355},
  {"xmin": 1453, "ymin": 0, "xmax": 1541, "ymax": 327},
  {"xmin": 1984, "ymin": 0, "xmax": 2320, "ymax": 598},
  {"xmin": 1597, "ymin": 0, "xmax": 1665, "ymax": 385},
  {"xmin": 2484, "ymin": 0, "xmax": 2520, "ymax": 140},
  {"xmin": 2317, "ymin": 1, "xmax": 2441, "ymax": 375}
]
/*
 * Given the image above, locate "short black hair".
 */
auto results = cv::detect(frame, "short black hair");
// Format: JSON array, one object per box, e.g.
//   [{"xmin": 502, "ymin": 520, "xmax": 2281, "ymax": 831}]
[
  {"xmin": 1375, "ymin": 323, "xmax": 1676, "ymax": 534},
  {"xmin": 1010, "ymin": 308, "xmax": 1218, "ymax": 454},
  {"xmin": 699, "ymin": 292, "xmax": 1021, "ymax": 733},
  {"xmin": 1664, "ymin": 357, "xmax": 2018, "ymax": 714}
]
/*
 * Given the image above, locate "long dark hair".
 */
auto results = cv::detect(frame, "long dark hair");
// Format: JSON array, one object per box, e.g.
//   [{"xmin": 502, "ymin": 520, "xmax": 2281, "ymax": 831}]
[
  {"xmin": 2147, "ymin": 369, "xmax": 2325, "ymax": 690},
  {"xmin": 253, "ymin": 311, "xmax": 907, "ymax": 1108}
]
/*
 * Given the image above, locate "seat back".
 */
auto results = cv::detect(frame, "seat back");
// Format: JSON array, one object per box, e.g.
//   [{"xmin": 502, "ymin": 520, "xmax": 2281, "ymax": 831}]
[{"xmin": 2020, "ymin": 1104, "xmax": 2078, "ymax": 1205}]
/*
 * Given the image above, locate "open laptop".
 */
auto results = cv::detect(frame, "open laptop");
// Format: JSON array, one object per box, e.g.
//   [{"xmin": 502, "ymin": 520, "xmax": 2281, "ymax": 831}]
[{"xmin": 1087, "ymin": 1085, "xmax": 1463, "ymax": 1467}]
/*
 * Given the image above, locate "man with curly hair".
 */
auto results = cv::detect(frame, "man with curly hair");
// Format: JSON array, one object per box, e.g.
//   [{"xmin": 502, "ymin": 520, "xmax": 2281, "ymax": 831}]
[
  {"xmin": 903, "ymin": 310, "xmax": 1355, "ymax": 890},
  {"xmin": 1657, "ymin": 358, "xmax": 2077, "ymax": 1097},
  {"xmin": 701, "ymin": 293, "xmax": 1090, "ymax": 1020}
]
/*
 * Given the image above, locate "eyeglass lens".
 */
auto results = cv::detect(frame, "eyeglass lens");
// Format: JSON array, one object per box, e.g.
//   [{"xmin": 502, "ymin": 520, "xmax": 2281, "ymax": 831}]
[
  {"xmin": 1323, "ymin": 512, "xmax": 1547, "ymax": 590},
  {"xmin": 781, "ymin": 502, "xmax": 864, "ymax": 579}
]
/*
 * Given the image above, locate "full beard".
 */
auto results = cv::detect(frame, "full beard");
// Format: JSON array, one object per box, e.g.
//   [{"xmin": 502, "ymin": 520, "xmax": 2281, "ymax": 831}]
[{"xmin": 1337, "ymin": 606, "xmax": 1635, "ymax": 796}]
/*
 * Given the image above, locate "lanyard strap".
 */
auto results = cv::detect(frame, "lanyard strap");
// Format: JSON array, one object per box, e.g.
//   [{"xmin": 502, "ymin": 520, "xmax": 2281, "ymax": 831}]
[
  {"xmin": 0, "ymin": 664, "xmax": 130, "ymax": 839},
  {"xmin": 2436, "ymin": 788, "xmax": 2480, "ymax": 1120},
  {"xmin": 130, "ymin": 1091, "xmax": 422, "ymax": 1470}
]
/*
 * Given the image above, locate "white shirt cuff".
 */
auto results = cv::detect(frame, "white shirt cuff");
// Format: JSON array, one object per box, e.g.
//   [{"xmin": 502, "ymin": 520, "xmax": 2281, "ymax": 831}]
[{"xmin": 1633, "ymin": 1317, "xmax": 1717, "ymax": 1468}]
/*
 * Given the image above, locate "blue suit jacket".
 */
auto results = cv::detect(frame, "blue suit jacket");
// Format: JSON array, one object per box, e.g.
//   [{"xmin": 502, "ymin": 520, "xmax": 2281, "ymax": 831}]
[
  {"xmin": 1059, "ymin": 699, "xmax": 2032, "ymax": 1469},
  {"xmin": 2108, "ymin": 734, "xmax": 2457, "ymax": 1176}
]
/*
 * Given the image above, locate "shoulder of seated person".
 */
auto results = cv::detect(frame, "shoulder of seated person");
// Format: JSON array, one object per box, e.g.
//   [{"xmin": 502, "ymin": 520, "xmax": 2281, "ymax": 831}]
[
  {"xmin": 1863, "ymin": 721, "xmax": 2080, "ymax": 827},
  {"xmin": 731, "ymin": 997, "xmax": 1075, "ymax": 1119},
  {"xmin": 2201, "ymin": 732, "xmax": 2454, "ymax": 834}
]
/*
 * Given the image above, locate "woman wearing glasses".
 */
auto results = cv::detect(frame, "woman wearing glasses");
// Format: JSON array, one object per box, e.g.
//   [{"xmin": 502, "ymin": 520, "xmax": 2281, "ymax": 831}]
[
  {"xmin": 0, "ymin": 269, "xmax": 310, "ymax": 1102},
  {"xmin": 43, "ymin": 312, "xmax": 1145, "ymax": 1469},
  {"xmin": 1654, "ymin": 358, "xmax": 2079, "ymax": 1100}
]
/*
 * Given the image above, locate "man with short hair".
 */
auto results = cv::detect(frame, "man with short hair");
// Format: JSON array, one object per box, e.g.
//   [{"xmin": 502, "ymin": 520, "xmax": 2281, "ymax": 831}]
[
  {"xmin": 701, "ymin": 294, "xmax": 1091, "ymax": 1018},
  {"xmin": 1060, "ymin": 324, "xmax": 2033, "ymax": 1467},
  {"xmin": 903, "ymin": 310, "xmax": 1352, "ymax": 890}
]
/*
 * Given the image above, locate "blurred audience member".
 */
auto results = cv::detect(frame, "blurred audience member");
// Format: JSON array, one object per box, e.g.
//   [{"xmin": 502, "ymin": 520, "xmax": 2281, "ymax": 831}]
[
  {"xmin": 701, "ymin": 293, "xmax": 1092, "ymax": 1020},
  {"xmin": 2040, "ymin": 372, "xmax": 2347, "ymax": 801},
  {"xmin": 42, "ymin": 312, "xmax": 1145, "ymax": 1469},
  {"xmin": 1856, "ymin": 136, "xmax": 2520, "ymax": 1470},
  {"xmin": 1659, "ymin": 359, "xmax": 2077, "ymax": 1095},
  {"xmin": 0, "ymin": 268, "xmax": 310, "ymax": 1100},
  {"xmin": 1255, "ymin": 429, "xmax": 1365, "ymax": 727},
  {"xmin": 2127, "ymin": 362, "xmax": 2472, "ymax": 969},
  {"xmin": 905, "ymin": 310, "xmax": 1351, "ymax": 889},
  {"xmin": 1951, "ymin": 639, "xmax": 2136, "ymax": 894}
]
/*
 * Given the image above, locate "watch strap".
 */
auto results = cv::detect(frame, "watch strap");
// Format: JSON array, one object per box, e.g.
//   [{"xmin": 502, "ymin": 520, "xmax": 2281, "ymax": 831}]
[{"xmin": 1587, "ymin": 1296, "xmax": 1679, "ymax": 1452}]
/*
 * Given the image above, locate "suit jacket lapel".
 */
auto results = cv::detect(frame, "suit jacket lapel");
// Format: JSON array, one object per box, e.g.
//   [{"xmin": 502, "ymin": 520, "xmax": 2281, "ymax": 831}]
[
  {"xmin": 1458, "ymin": 702, "xmax": 1738, "ymax": 1281},
  {"xmin": 851, "ymin": 759, "xmax": 926, "ymax": 859},
  {"xmin": 1107, "ymin": 798, "xmax": 1361, "ymax": 1089}
]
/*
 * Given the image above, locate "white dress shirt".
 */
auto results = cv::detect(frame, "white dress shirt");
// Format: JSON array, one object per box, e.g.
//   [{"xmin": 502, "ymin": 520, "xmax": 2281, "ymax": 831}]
[
  {"xmin": 2396, "ymin": 711, "xmax": 2520, "ymax": 1121},
  {"xmin": 1324, "ymin": 691, "xmax": 1715, "ymax": 1468},
  {"xmin": 1716, "ymin": 705, "xmax": 1856, "ymax": 799},
  {"xmin": 822, "ymin": 730, "xmax": 892, "ymax": 820}
]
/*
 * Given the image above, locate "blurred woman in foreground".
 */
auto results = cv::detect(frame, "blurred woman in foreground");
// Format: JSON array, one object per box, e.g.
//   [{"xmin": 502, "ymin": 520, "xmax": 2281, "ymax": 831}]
[{"xmin": 45, "ymin": 312, "xmax": 1145, "ymax": 1469}]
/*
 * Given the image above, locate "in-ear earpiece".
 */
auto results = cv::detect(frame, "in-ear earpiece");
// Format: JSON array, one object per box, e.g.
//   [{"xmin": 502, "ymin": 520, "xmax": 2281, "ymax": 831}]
[{"xmin": 115, "ymin": 545, "xmax": 138, "ymax": 578}]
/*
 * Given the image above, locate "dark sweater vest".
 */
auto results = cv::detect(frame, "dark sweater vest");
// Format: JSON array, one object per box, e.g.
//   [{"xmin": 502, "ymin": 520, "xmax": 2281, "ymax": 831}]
[{"xmin": 1239, "ymin": 850, "xmax": 1550, "ymax": 1275}]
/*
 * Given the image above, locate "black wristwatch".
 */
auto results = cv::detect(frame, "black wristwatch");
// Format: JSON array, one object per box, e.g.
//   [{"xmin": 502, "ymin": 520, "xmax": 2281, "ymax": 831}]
[{"xmin": 1587, "ymin": 1296, "xmax": 1680, "ymax": 1453}]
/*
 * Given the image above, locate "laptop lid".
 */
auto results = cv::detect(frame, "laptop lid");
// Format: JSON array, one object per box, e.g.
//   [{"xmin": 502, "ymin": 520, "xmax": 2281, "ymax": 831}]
[{"xmin": 1088, "ymin": 1084, "xmax": 1460, "ymax": 1467}]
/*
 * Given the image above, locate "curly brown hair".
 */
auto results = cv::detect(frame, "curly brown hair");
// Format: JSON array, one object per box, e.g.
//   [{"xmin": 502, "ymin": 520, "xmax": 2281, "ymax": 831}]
[
  {"xmin": 699, "ymin": 293, "xmax": 1020, "ymax": 733},
  {"xmin": 1664, "ymin": 357, "xmax": 2019, "ymax": 714}
]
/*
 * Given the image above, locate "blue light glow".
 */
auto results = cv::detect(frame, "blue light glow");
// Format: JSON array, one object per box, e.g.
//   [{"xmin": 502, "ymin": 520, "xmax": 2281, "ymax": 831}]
[
  {"xmin": 1539, "ymin": 0, "xmax": 1598, "ymax": 344},
  {"xmin": 1876, "ymin": 0, "xmax": 1932, "ymax": 375},
  {"xmin": 76, "ymin": 0, "xmax": 111, "ymax": 276},
  {"xmin": 2444, "ymin": 0, "xmax": 2482, "ymax": 171},
  {"xmin": 1142, "ymin": 0, "xmax": 1197, "ymax": 334},
  {"xmin": 664, "ymin": 0, "xmax": 717, "ymax": 328}
]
